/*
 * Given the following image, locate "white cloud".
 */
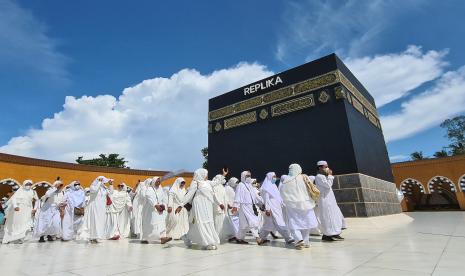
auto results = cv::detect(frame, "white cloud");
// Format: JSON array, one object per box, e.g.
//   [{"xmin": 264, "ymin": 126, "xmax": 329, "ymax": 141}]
[
  {"xmin": 0, "ymin": 0, "xmax": 68, "ymax": 82},
  {"xmin": 389, "ymin": 154, "xmax": 409, "ymax": 162},
  {"xmin": 381, "ymin": 66, "xmax": 465, "ymax": 142},
  {"xmin": 275, "ymin": 0, "xmax": 425, "ymax": 64},
  {"xmin": 345, "ymin": 45, "xmax": 448, "ymax": 106},
  {"xmin": 0, "ymin": 63, "xmax": 272, "ymax": 170}
]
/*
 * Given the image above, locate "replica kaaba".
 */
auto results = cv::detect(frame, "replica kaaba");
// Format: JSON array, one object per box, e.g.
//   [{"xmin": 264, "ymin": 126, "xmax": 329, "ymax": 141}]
[{"xmin": 208, "ymin": 54, "xmax": 401, "ymax": 217}]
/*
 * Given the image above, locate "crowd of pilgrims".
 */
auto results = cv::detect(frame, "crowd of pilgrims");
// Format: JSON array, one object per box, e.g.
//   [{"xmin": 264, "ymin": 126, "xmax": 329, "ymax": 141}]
[{"xmin": 0, "ymin": 160, "xmax": 346, "ymax": 250}]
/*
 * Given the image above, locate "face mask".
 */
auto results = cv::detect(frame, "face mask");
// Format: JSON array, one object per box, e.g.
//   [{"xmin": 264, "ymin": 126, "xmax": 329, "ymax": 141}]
[
  {"xmin": 245, "ymin": 177, "xmax": 252, "ymax": 183},
  {"xmin": 24, "ymin": 186, "xmax": 31, "ymax": 190}
]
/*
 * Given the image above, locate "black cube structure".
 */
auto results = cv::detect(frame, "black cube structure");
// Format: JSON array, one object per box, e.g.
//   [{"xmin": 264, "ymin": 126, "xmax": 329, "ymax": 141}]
[{"xmin": 208, "ymin": 54, "xmax": 401, "ymax": 217}]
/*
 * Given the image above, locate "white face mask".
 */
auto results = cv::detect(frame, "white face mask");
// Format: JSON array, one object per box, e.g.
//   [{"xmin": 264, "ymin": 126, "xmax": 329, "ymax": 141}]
[
  {"xmin": 245, "ymin": 177, "xmax": 252, "ymax": 183},
  {"xmin": 24, "ymin": 186, "xmax": 32, "ymax": 190}
]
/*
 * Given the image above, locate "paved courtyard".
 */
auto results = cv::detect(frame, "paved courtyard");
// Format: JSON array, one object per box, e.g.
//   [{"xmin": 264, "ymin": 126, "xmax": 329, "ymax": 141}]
[{"xmin": 1, "ymin": 212, "xmax": 464, "ymax": 276}]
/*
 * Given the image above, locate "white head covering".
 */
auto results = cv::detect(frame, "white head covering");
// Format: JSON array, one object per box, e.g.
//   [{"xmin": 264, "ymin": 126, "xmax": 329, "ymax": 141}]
[
  {"xmin": 53, "ymin": 180, "xmax": 64, "ymax": 188},
  {"xmin": 317, "ymin": 160, "xmax": 328, "ymax": 166},
  {"xmin": 66, "ymin": 181, "xmax": 85, "ymax": 207},
  {"xmin": 23, "ymin": 180, "xmax": 33, "ymax": 186},
  {"xmin": 240, "ymin": 171, "xmax": 252, "ymax": 184},
  {"xmin": 211, "ymin": 174, "xmax": 226, "ymax": 187},
  {"xmin": 193, "ymin": 168, "xmax": 208, "ymax": 182},
  {"xmin": 91, "ymin": 176, "xmax": 110, "ymax": 187},
  {"xmin": 280, "ymin": 164, "xmax": 315, "ymax": 210},
  {"xmin": 226, "ymin": 177, "xmax": 239, "ymax": 189},
  {"xmin": 260, "ymin": 172, "xmax": 282, "ymax": 203},
  {"xmin": 288, "ymin": 164, "xmax": 302, "ymax": 177},
  {"xmin": 169, "ymin": 177, "xmax": 186, "ymax": 203}
]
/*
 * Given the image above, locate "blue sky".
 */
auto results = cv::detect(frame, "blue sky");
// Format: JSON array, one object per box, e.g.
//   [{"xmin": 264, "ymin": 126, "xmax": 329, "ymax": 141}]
[{"xmin": 1, "ymin": 0, "xmax": 465, "ymax": 170}]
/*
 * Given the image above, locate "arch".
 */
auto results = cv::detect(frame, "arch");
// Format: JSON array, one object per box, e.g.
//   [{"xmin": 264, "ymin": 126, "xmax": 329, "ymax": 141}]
[
  {"xmin": 426, "ymin": 176, "xmax": 459, "ymax": 210},
  {"xmin": 427, "ymin": 176, "xmax": 458, "ymax": 193},
  {"xmin": 0, "ymin": 178, "xmax": 21, "ymax": 201},
  {"xmin": 400, "ymin": 178, "xmax": 426, "ymax": 195},
  {"xmin": 400, "ymin": 178, "xmax": 426, "ymax": 211},
  {"xmin": 0, "ymin": 178, "xmax": 21, "ymax": 186},
  {"xmin": 32, "ymin": 181, "xmax": 52, "ymax": 190},
  {"xmin": 458, "ymin": 174, "xmax": 465, "ymax": 192}
]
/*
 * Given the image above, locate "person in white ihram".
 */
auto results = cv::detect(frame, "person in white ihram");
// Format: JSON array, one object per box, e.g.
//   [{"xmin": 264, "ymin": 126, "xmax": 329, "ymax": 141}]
[
  {"xmin": 166, "ymin": 177, "xmax": 189, "ymax": 240},
  {"xmin": 182, "ymin": 168, "xmax": 226, "ymax": 250},
  {"xmin": 34, "ymin": 180, "xmax": 67, "ymax": 242},
  {"xmin": 2, "ymin": 180, "xmax": 38, "ymax": 244},
  {"xmin": 314, "ymin": 160, "xmax": 345, "ymax": 242},
  {"xmin": 105, "ymin": 182, "xmax": 133, "ymax": 240},
  {"xmin": 231, "ymin": 171, "xmax": 265, "ymax": 245},
  {"xmin": 279, "ymin": 164, "xmax": 319, "ymax": 250},
  {"xmin": 211, "ymin": 173, "xmax": 236, "ymax": 242},
  {"xmin": 259, "ymin": 172, "xmax": 294, "ymax": 245},
  {"xmin": 140, "ymin": 177, "xmax": 172, "ymax": 244},
  {"xmin": 77, "ymin": 176, "xmax": 110, "ymax": 243}
]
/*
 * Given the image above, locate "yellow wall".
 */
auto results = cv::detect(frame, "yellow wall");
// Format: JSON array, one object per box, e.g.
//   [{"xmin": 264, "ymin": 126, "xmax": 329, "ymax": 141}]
[{"xmin": 0, "ymin": 157, "xmax": 193, "ymax": 196}]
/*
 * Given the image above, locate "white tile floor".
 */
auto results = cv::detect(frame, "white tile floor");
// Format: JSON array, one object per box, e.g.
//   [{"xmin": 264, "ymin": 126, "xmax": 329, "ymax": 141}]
[{"xmin": 1, "ymin": 212, "xmax": 465, "ymax": 276}]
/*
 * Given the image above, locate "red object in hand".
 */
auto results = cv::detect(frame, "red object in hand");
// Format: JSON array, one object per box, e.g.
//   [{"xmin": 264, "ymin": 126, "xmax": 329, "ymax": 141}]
[{"xmin": 106, "ymin": 195, "xmax": 113, "ymax": 206}]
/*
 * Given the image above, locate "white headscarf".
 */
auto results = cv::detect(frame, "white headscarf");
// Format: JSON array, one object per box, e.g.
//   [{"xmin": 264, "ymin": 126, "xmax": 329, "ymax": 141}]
[
  {"xmin": 288, "ymin": 164, "xmax": 302, "ymax": 177},
  {"xmin": 66, "ymin": 181, "xmax": 85, "ymax": 207},
  {"xmin": 211, "ymin": 174, "xmax": 226, "ymax": 188},
  {"xmin": 240, "ymin": 171, "xmax": 252, "ymax": 184},
  {"xmin": 91, "ymin": 176, "xmax": 110, "ymax": 187},
  {"xmin": 226, "ymin": 177, "xmax": 239, "ymax": 189},
  {"xmin": 169, "ymin": 177, "xmax": 186, "ymax": 203},
  {"xmin": 5, "ymin": 180, "xmax": 34, "ymax": 214},
  {"xmin": 260, "ymin": 172, "xmax": 282, "ymax": 203},
  {"xmin": 280, "ymin": 163, "xmax": 315, "ymax": 210},
  {"xmin": 193, "ymin": 168, "xmax": 208, "ymax": 182}
]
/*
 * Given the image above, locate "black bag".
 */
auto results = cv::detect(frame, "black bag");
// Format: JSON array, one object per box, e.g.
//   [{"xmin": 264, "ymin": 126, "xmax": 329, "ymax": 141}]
[
  {"xmin": 244, "ymin": 184, "xmax": 259, "ymax": 216},
  {"xmin": 184, "ymin": 203, "xmax": 193, "ymax": 211},
  {"xmin": 252, "ymin": 204, "xmax": 259, "ymax": 216},
  {"xmin": 184, "ymin": 185, "xmax": 198, "ymax": 212}
]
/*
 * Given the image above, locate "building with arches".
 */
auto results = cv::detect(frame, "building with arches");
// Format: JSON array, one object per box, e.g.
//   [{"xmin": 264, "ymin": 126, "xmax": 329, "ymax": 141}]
[
  {"xmin": 0, "ymin": 152, "xmax": 193, "ymax": 199},
  {"xmin": 392, "ymin": 154, "xmax": 465, "ymax": 211}
]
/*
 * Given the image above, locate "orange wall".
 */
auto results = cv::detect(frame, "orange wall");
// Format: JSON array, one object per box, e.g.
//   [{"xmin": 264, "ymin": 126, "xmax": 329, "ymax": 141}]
[
  {"xmin": 391, "ymin": 155, "xmax": 465, "ymax": 210},
  {"xmin": 0, "ymin": 161, "xmax": 192, "ymax": 189}
]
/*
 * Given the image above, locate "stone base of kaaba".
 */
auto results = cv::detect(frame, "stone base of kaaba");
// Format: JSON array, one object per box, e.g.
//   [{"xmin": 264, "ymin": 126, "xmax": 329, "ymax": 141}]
[{"xmin": 332, "ymin": 173, "xmax": 402, "ymax": 217}]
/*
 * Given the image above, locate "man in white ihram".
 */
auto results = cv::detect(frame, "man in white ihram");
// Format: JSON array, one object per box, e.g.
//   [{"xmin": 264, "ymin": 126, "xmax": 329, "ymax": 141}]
[{"xmin": 314, "ymin": 160, "xmax": 345, "ymax": 242}]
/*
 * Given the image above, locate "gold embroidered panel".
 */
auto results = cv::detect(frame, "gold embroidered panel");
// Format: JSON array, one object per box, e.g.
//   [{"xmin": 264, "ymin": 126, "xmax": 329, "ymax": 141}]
[
  {"xmin": 271, "ymin": 95, "xmax": 315, "ymax": 117},
  {"xmin": 224, "ymin": 111, "xmax": 257, "ymax": 130},
  {"xmin": 208, "ymin": 70, "xmax": 339, "ymax": 122},
  {"xmin": 235, "ymin": 96, "xmax": 263, "ymax": 113},
  {"xmin": 209, "ymin": 105, "xmax": 235, "ymax": 121},
  {"xmin": 338, "ymin": 71, "xmax": 378, "ymax": 116},
  {"xmin": 351, "ymin": 97, "xmax": 364, "ymax": 114},
  {"xmin": 208, "ymin": 69, "xmax": 382, "ymax": 132},
  {"xmin": 262, "ymin": 87, "xmax": 294, "ymax": 104},
  {"xmin": 294, "ymin": 72, "xmax": 338, "ymax": 95}
]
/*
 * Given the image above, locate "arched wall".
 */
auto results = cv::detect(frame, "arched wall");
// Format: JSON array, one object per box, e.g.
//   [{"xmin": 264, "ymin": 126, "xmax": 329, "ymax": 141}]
[{"xmin": 0, "ymin": 153, "xmax": 193, "ymax": 199}]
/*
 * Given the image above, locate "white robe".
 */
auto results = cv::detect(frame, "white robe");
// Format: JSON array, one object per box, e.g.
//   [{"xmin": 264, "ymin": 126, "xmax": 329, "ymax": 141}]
[
  {"xmin": 233, "ymin": 182, "xmax": 262, "ymax": 230},
  {"xmin": 225, "ymin": 185, "xmax": 239, "ymax": 234},
  {"xmin": 140, "ymin": 185, "xmax": 167, "ymax": 241},
  {"xmin": 315, "ymin": 174, "xmax": 344, "ymax": 236},
  {"xmin": 77, "ymin": 182, "xmax": 108, "ymax": 240},
  {"xmin": 183, "ymin": 180, "xmax": 221, "ymax": 247},
  {"xmin": 280, "ymin": 174, "xmax": 318, "ymax": 230},
  {"xmin": 61, "ymin": 187, "xmax": 86, "ymax": 241},
  {"xmin": 2, "ymin": 188, "xmax": 38, "ymax": 243},
  {"xmin": 105, "ymin": 188, "xmax": 132, "ymax": 239},
  {"xmin": 211, "ymin": 177, "xmax": 235, "ymax": 241},
  {"xmin": 131, "ymin": 183, "xmax": 145, "ymax": 236},
  {"xmin": 166, "ymin": 187, "xmax": 189, "ymax": 239},
  {"xmin": 34, "ymin": 187, "xmax": 66, "ymax": 239},
  {"xmin": 261, "ymin": 192, "xmax": 288, "ymax": 231}
]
